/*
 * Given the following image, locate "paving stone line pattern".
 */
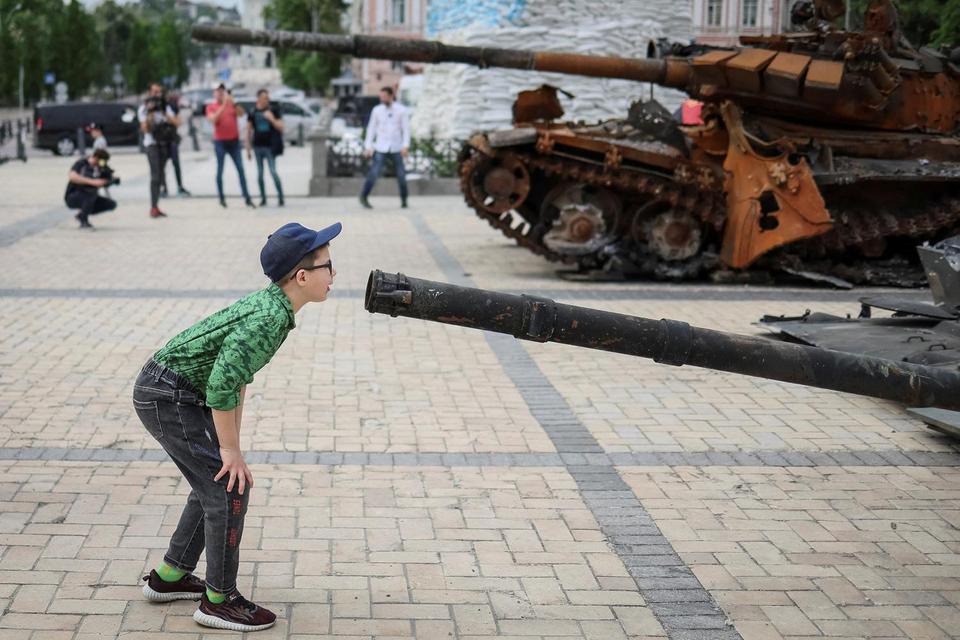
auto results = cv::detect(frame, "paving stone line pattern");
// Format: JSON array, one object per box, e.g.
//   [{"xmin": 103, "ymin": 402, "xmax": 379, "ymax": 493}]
[
  {"xmin": 0, "ymin": 173, "xmax": 151, "ymax": 249},
  {"xmin": 1, "ymin": 447, "xmax": 952, "ymax": 467},
  {"xmin": 0, "ymin": 207, "xmax": 74, "ymax": 249},
  {"xmin": 408, "ymin": 211, "xmax": 742, "ymax": 640}
]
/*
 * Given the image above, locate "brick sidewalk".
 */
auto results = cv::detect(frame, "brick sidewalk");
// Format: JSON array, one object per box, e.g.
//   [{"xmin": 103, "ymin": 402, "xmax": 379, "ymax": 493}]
[{"xmin": 0, "ymin": 155, "xmax": 958, "ymax": 639}]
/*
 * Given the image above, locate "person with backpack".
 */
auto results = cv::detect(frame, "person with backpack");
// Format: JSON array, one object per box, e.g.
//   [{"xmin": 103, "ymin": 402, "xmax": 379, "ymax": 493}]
[{"xmin": 245, "ymin": 89, "xmax": 284, "ymax": 207}]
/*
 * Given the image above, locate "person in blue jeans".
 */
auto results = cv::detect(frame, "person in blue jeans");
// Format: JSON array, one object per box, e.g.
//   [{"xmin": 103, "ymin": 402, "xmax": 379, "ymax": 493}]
[
  {"xmin": 359, "ymin": 87, "xmax": 409, "ymax": 209},
  {"xmin": 206, "ymin": 83, "xmax": 255, "ymax": 208},
  {"xmin": 245, "ymin": 89, "xmax": 285, "ymax": 207}
]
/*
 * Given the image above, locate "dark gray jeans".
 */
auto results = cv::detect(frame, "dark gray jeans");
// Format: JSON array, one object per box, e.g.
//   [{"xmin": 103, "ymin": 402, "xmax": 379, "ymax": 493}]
[
  {"xmin": 133, "ymin": 359, "xmax": 248, "ymax": 593},
  {"xmin": 146, "ymin": 145, "xmax": 169, "ymax": 208}
]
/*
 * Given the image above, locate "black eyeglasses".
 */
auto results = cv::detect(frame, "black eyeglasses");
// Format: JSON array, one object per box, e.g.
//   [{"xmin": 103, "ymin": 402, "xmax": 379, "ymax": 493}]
[{"xmin": 290, "ymin": 260, "xmax": 333, "ymax": 280}]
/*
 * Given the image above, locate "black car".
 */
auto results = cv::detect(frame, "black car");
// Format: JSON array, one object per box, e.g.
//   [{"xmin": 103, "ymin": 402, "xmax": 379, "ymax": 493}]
[
  {"xmin": 334, "ymin": 95, "xmax": 380, "ymax": 128},
  {"xmin": 34, "ymin": 102, "xmax": 139, "ymax": 155}
]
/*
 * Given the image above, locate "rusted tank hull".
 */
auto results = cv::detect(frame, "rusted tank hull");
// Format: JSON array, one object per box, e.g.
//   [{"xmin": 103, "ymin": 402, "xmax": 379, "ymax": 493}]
[{"xmin": 459, "ymin": 97, "xmax": 960, "ymax": 284}]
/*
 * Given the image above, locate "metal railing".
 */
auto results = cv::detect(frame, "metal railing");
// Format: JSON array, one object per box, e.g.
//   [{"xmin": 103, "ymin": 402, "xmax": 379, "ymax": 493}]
[
  {"xmin": 0, "ymin": 118, "xmax": 29, "ymax": 165},
  {"xmin": 326, "ymin": 136, "xmax": 460, "ymax": 178}
]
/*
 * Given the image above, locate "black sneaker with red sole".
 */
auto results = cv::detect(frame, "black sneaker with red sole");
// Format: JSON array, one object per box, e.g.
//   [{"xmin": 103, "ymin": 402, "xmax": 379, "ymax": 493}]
[
  {"xmin": 193, "ymin": 590, "xmax": 277, "ymax": 632},
  {"xmin": 141, "ymin": 569, "xmax": 205, "ymax": 602}
]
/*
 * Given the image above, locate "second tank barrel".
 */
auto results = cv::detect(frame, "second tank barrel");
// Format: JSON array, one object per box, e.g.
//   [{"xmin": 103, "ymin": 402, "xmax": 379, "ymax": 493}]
[
  {"xmin": 190, "ymin": 25, "xmax": 690, "ymax": 87},
  {"xmin": 365, "ymin": 270, "xmax": 960, "ymax": 411}
]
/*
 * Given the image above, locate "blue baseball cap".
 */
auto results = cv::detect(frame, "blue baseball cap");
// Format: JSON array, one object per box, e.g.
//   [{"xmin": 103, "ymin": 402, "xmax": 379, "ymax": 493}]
[{"xmin": 260, "ymin": 221, "xmax": 342, "ymax": 282}]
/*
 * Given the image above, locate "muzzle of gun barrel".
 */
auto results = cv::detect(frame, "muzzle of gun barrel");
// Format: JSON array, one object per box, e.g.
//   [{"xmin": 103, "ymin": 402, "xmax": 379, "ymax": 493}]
[{"xmin": 365, "ymin": 270, "xmax": 413, "ymax": 317}]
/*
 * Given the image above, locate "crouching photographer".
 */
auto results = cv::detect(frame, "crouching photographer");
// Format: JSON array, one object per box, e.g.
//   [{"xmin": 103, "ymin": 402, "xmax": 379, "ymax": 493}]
[{"xmin": 65, "ymin": 149, "xmax": 118, "ymax": 230}]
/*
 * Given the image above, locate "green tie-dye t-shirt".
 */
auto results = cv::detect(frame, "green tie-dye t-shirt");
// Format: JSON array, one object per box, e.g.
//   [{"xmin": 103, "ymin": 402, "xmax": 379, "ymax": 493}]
[{"xmin": 153, "ymin": 283, "xmax": 296, "ymax": 410}]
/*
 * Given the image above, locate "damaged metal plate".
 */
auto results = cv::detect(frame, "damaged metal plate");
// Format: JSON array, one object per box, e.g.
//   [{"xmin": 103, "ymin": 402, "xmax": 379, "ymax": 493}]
[
  {"xmin": 760, "ymin": 237, "xmax": 960, "ymax": 368},
  {"xmin": 918, "ymin": 235, "xmax": 960, "ymax": 307},
  {"xmin": 760, "ymin": 314, "xmax": 960, "ymax": 366},
  {"xmin": 858, "ymin": 296, "xmax": 958, "ymax": 319},
  {"xmin": 906, "ymin": 407, "xmax": 960, "ymax": 438}
]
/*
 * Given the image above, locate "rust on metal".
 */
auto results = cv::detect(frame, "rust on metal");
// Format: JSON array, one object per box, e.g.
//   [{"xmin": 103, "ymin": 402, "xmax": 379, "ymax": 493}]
[
  {"xmin": 531, "ymin": 52, "xmax": 679, "ymax": 86},
  {"xmin": 719, "ymin": 103, "xmax": 832, "ymax": 268},
  {"xmin": 513, "ymin": 85, "xmax": 565, "ymax": 124},
  {"xmin": 763, "ymin": 52, "xmax": 811, "ymax": 97},
  {"xmin": 724, "ymin": 49, "xmax": 778, "ymax": 93}
]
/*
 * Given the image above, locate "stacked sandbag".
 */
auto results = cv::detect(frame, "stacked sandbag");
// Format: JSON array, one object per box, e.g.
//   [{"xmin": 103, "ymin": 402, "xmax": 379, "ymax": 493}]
[{"xmin": 411, "ymin": 0, "xmax": 691, "ymax": 140}]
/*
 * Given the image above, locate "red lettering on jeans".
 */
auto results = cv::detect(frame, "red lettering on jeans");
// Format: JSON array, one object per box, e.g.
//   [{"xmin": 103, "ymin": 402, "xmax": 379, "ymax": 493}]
[
  {"xmin": 228, "ymin": 528, "xmax": 238, "ymax": 547},
  {"xmin": 232, "ymin": 499, "xmax": 242, "ymax": 515}
]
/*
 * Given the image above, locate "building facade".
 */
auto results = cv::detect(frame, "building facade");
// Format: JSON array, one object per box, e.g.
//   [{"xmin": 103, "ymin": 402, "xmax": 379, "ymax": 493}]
[
  {"xmin": 350, "ymin": 0, "xmax": 428, "ymax": 95},
  {"xmin": 240, "ymin": 0, "xmax": 273, "ymax": 69},
  {"xmin": 692, "ymin": 0, "xmax": 791, "ymax": 46}
]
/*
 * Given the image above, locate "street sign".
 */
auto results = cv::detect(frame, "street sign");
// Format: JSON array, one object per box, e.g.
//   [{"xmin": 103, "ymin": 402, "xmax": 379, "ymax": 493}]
[
  {"xmin": 54, "ymin": 81, "xmax": 68, "ymax": 104},
  {"xmin": 44, "ymin": 72, "xmax": 55, "ymax": 85}
]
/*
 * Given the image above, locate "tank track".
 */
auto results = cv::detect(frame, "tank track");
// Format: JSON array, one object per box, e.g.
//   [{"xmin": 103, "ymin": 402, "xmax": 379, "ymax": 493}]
[{"xmin": 459, "ymin": 144, "xmax": 960, "ymax": 283}]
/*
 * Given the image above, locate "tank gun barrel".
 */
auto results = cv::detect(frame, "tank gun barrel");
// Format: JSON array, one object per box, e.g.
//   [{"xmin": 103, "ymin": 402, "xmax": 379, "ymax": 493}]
[
  {"xmin": 365, "ymin": 270, "xmax": 960, "ymax": 411},
  {"xmin": 191, "ymin": 25, "xmax": 691, "ymax": 88}
]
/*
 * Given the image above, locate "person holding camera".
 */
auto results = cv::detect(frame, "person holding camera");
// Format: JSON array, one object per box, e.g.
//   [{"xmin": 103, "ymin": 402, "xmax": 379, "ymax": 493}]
[
  {"xmin": 246, "ymin": 89, "xmax": 284, "ymax": 207},
  {"xmin": 207, "ymin": 82, "xmax": 255, "ymax": 209},
  {"xmin": 65, "ymin": 149, "xmax": 117, "ymax": 230},
  {"xmin": 138, "ymin": 82, "xmax": 180, "ymax": 219}
]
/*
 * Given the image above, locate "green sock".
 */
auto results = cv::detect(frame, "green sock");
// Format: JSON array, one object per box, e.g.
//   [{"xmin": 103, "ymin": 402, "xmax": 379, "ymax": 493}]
[
  {"xmin": 206, "ymin": 588, "xmax": 226, "ymax": 603},
  {"xmin": 156, "ymin": 562, "xmax": 186, "ymax": 583}
]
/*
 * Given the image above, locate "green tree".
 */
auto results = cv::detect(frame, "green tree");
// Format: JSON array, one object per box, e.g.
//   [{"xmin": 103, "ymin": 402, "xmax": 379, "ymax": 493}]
[
  {"xmin": 94, "ymin": 1, "xmax": 140, "ymax": 90},
  {"xmin": 848, "ymin": 0, "xmax": 960, "ymax": 47},
  {"xmin": 264, "ymin": 0, "xmax": 346, "ymax": 94},
  {"xmin": 125, "ymin": 19, "xmax": 153, "ymax": 93},
  {"xmin": 150, "ymin": 13, "xmax": 189, "ymax": 86},
  {"xmin": 931, "ymin": 0, "xmax": 960, "ymax": 46},
  {"xmin": 48, "ymin": 0, "xmax": 100, "ymax": 98}
]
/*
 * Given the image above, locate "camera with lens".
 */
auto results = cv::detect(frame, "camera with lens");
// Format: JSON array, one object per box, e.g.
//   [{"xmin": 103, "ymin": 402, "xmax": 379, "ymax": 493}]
[
  {"xmin": 96, "ymin": 154, "xmax": 120, "ymax": 186},
  {"xmin": 145, "ymin": 95, "xmax": 166, "ymax": 113}
]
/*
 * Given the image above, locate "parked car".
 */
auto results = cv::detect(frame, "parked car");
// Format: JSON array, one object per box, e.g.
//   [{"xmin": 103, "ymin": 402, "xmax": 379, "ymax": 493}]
[
  {"xmin": 230, "ymin": 98, "xmax": 321, "ymax": 145},
  {"xmin": 34, "ymin": 102, "xmax": 139, "ymax": 155},
  {"xmin": 334, "ymin": 95, "xmax": 380, "ymax": 129},
  {"xmin": 179, "ymin": 88, "xmax": 213, "ymax": 117}
]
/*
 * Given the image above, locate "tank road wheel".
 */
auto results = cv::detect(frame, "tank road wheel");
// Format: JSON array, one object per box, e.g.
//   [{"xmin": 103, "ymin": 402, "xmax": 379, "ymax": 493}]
[
  {"xmin": 540, "ymin": 183, "xmax": 622, "ymax": 257},
  {"xmin": 631, "ymin": 201, "xmax": 703, "ymax": 262},
  {"xmin": 463, "ymin": 153, "xmax": 531, "ymax": 215}
]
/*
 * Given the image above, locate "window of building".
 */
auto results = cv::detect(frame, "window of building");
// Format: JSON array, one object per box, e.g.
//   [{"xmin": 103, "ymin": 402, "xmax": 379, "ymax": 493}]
[
  {"xmin": 391, "ymin": 60, "xmax": 404, "ymax": 70},
  {"xmin": 707, "ymin": 0, "xmax": 723, "ymax": 26},
  {"xmin": 742, "ymin": 0, "xmax": 758, "ymax": 26},
  {"xmin": 391, "ymin": 0, "xmax": 405, "ymax": 25}
]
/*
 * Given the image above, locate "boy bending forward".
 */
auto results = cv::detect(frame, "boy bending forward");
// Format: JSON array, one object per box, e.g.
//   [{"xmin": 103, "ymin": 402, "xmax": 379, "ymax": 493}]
[{"xmin": 133, "ymin": 221, "xmax": 340, "ymax": 632}]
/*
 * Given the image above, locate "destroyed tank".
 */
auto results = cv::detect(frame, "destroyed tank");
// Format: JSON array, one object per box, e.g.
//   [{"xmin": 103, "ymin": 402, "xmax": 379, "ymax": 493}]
[{"xmin": 193, "ymin": 0, "xmax": 960, "ymax": 284}]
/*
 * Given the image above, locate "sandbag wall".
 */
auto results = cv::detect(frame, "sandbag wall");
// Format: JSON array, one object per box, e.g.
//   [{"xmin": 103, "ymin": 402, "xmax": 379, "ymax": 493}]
[{"xmin": 411, "ymin": 0, "xmax": 692, "ymax": 140}]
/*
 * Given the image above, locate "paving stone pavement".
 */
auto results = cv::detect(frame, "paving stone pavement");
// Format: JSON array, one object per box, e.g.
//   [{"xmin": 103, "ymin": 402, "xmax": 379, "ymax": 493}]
[{"xmin": 0, "ymin": 153, "xmax": 958, "ymax": 639}]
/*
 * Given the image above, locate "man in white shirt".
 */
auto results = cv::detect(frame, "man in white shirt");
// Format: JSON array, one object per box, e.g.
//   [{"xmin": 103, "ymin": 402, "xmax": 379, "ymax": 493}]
[{"xmin": 360, "ymin": 87, "xmax": 410, "ymax": 209}]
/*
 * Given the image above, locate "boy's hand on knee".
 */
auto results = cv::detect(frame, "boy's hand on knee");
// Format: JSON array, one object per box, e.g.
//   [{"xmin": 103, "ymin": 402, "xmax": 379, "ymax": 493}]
[{"xmin": 215, "ymin": 447, "xmax": 254, "ymax": 495}]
